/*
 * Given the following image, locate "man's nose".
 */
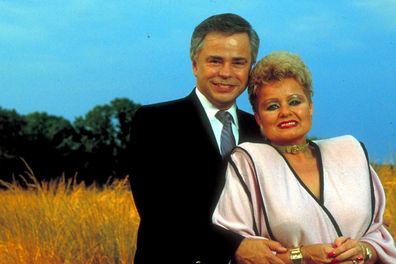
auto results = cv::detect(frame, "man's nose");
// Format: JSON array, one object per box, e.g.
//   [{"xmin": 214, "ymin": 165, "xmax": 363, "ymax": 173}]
[{"xmin": 218, "ymin": 63, "xmax": 232, "ymax": 78}]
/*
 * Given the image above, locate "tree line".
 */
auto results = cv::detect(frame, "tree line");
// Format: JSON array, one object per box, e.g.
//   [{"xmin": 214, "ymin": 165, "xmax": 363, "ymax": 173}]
[{"xmin": 0, "ymin": 98, "xmax": 141, "ymax": 186}]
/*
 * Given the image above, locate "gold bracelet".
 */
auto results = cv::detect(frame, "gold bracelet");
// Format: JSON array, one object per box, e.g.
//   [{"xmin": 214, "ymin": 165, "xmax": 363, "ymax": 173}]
[
  {"xmin": 359, "ymin": 242, "xmax": 373, "ymax": 262},
  {"xmin": 364, "ymin": 245, "xmax": 373, "ymax": 261},
  {"xmin": 359, "ymin": 243, "xmax": 366, "ymax": 259},
  {"xmin": 290, "ymin": 247, "xmax": 304, "ymax": 264}
]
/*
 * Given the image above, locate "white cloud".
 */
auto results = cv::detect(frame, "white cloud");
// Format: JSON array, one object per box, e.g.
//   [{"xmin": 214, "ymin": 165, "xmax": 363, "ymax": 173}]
[
  {"xmin": 0, "ymin": 22, "xmax": 46, "ymax": 42},
  {"xmin": 0, "ymin": 2, "xmax": 48, "ymax": 42},
  {"xmin": 293, "ymin": 14, "xmax": 338, "ymax": 35},
  {"xmin": 269, "ymin": 12, "xmax": 366, "ymax": 53},
  {"xmin": 351, "ymin": 0, "xmax": 396, "ymax": 30},
  {"xmin": 0, "ymin": 1, "xmax": 32, "ymax": 16}
]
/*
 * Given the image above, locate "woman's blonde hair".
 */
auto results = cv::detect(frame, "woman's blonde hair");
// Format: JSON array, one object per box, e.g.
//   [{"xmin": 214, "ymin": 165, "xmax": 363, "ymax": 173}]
[{"xmin": 248, "ymin": 51, "xmax": 313, "ymax": 112}]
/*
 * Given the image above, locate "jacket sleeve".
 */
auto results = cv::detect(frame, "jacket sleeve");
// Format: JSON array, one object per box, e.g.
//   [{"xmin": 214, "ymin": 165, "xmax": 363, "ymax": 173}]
[
  {"xmin": 129, "ymin": 106, "xmax": 151, "ymax": 217},
  {"xmin": 360, "ymin": 166, "xmax": 396, "ymax": 263}
]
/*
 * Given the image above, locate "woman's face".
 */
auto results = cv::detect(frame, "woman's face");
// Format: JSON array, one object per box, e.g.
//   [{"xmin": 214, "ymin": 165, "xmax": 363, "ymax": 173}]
[{"xmin": 254, "ymin": 78, "xmax": 313, "ymax": 146}]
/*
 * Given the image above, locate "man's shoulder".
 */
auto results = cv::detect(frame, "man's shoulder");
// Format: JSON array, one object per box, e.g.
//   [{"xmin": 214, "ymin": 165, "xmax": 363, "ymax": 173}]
[
  {"xmin": 237, "ymin": 109, "xmax": 263, "ymax": 142},
  {"xmin": 140, "ymin": 97, "xmax": 186, "ymax": 111},
  {"xmin": 136, "ymin": 95, "xmax": 195, "ymax": 116},
  {"xmin": 237, "ymin": 108, "xmax": 254, "ymax": 119},
  {"xmin": 237, "ymin": 109, "xmax": 257, "ymax": 128}
]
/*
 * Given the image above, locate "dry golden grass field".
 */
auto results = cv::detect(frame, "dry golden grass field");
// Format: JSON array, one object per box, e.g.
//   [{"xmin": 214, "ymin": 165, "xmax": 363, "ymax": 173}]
[
  {"xmin": 0, "ymin": 174, "xmax": 139, "ymax": 264},
  {"xmin": 372, "ymin": 164, "xmax": 396, "ymax": 240},
  {"xmin": 0, "ymin": 164, "xmax": 395, "ymax": 264}
]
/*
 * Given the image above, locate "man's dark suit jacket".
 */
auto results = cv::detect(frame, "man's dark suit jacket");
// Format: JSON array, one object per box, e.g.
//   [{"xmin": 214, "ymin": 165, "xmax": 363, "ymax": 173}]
[{"xmin": 129, "ymin": 90, "xmax": 262, "ymax": 263}]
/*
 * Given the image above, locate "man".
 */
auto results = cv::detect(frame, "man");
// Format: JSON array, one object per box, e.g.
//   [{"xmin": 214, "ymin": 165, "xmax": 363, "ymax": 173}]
[{"xmin": 129, "ymin": 13, "xmax": 285, "ymax": 263}]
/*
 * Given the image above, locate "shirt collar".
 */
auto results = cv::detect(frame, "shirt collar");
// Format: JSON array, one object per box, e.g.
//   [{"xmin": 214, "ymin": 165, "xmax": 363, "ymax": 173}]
[{"xmin": 195, "ymin": 87, "xmax": 238, "ymax": 127}]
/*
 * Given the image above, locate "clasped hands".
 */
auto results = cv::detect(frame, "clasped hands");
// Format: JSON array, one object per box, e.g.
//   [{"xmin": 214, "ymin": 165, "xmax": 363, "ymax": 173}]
[{"xmin": 235, "ymin": 236, "xmax": 370, "ymax": 264}]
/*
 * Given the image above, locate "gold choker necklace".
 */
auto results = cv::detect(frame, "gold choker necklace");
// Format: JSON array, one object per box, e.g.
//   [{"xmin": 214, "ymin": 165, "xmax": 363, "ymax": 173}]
[{"xmin": 272, "ymin": 142, "xmax": 309, "ymax": 154}]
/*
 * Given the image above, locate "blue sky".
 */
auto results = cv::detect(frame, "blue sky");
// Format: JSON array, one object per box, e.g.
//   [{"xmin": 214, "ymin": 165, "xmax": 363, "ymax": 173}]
[{"xmin": 1, "ymin": 0, "xmax": 395, "ymax": 163}]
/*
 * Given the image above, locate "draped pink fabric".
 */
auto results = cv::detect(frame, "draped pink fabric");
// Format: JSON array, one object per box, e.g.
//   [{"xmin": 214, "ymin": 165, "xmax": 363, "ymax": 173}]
[{"xmin": 213, "ymin": 135, "xmax": 396, "ymax": 263}]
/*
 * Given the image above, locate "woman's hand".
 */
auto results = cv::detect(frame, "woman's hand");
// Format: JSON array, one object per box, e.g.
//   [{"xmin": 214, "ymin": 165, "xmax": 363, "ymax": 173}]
[
  {"xmin": 327, "ymin": 237, "xmax": 376, "ymax": 263},
  {"xmin": 331, "ymin": 237, "xmax": 362, "ymax": 262},
  {"xmin": 299, "ymin": 243, "xmax": 335, "ymax": 264}
]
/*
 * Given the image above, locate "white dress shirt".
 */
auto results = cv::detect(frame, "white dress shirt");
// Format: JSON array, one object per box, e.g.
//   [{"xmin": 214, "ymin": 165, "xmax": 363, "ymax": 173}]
[{"xmin": 195, "ymin": 88, "xmax": 239, "ymax": 154}]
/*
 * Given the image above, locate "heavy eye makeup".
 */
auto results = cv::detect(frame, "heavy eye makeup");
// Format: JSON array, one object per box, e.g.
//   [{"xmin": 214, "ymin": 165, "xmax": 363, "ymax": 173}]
[
  {"xmin": 288, "ymin": 94, "xmax": 306, "ymax": 106},
  {"xmin": 263, "ymin": 95, "xmax": 306, "ymax": 111},
  {"xmin": 288, "ymin": 98, "xmax": 302, "ymax": 106},
  {"xmin": 265, "ymin": 102, "xmax": 280, "ymax": 111}
]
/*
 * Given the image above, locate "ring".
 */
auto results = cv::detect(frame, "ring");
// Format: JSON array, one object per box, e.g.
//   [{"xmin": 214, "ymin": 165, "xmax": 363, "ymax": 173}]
[{"xmin": 352, "ymin": 260, "xmax": 359, "ymax": 264}]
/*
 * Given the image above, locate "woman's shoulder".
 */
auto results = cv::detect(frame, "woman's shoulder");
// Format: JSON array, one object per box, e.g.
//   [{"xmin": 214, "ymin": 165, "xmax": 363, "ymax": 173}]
[
  {"xmin": 313, "ymin": 135, "xmax": 367, "ymax": 159},
  {"xmin": 313, "ymin": 135, "xmax": 360, "ymax": 148},
  {"xmin": 234, "ymin": 142, "xmax": 279, "ymax": 159},
  {"xmin": 237, "ymin": 141, "xmax": 273, "ymax": 150}
]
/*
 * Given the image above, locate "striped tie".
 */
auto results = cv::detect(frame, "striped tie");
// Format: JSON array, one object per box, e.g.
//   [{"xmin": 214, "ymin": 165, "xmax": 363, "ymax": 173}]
[{"xmin": 216, "ymin": 110, "xmax": 236, "ymax": 157}]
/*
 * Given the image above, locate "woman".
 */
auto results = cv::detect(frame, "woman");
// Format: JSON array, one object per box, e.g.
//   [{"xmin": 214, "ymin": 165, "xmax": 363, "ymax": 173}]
[{"xmin": 212, "ymin": 51, "xmax": 396, "ymax": 264}]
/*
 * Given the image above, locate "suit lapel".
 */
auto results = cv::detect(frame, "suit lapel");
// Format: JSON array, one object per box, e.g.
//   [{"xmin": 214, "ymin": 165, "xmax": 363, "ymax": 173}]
[
  {"xmin": 237, "ymin": 110, "xmax": 250, "ymax": 143},
  {"xmin": 186, "ymin": 91, "xmax": 222, "ymax": 158}
]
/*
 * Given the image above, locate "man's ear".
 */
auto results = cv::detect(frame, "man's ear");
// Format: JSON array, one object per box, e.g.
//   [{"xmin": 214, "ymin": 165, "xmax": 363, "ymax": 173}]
[{"xmin": 192, "ymin": 59, "xmax": 198, "ymax": 77}]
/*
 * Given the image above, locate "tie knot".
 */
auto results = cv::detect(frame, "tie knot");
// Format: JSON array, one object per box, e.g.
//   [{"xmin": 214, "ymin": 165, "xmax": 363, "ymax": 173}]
[{"xmin": 216, "ymin": 110, "xmax": 234, "ymax": 125}]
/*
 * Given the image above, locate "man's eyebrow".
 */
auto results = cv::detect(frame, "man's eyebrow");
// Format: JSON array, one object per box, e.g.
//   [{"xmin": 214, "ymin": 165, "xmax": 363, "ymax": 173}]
[
  {"xmin": 232, "ymin": 57, "xmax": 249, "ymax": 63},
  {"xmin": 207, "ymin": 55, "xmax": 223, "ymax": 59}
]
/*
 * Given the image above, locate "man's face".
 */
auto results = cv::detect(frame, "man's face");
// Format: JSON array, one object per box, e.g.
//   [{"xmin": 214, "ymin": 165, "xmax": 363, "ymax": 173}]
[{"xmin": 192, "ymin": 32, "xmax": 252, "ymax": 110}]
